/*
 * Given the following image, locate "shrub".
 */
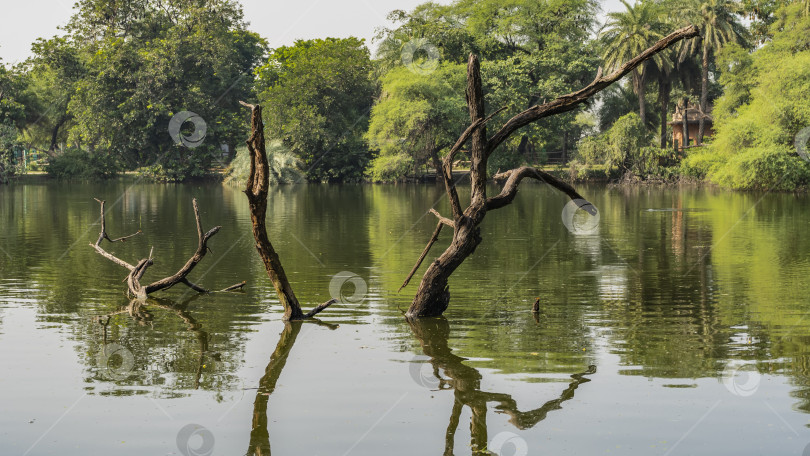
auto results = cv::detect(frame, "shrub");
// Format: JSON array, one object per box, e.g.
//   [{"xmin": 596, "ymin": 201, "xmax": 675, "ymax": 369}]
[
  {"xmin": 135, "ymin": 146, "xmax": 213, "ymax": 182},
  {"xmin": 46, "ymin": 148, "xmax": 119, "ymax": 179},
  {"xmin": 223, "ymin": 141, "xmax": 304, "ymax": 186},
  {"xmin": 366, "ymin": 153, "xmax": 414, "ymax": 183},
  {"xmin": 576, "ymin": 113, "xmax": 652, "ymax": 177}
]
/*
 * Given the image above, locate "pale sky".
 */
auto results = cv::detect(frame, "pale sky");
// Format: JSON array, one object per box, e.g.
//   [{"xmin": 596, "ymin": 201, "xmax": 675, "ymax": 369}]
[{"xmin": 0, "ymin": 0, "xmax": 625, "ymax": 65}]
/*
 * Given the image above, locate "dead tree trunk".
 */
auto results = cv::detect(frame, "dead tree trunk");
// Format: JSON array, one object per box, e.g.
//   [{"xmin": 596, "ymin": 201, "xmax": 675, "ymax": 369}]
[
  {"xmin": 401, "ymin": 26, "xmax": 699, "ymax": 318},
  {"xmin": 240, "ymin": 102, "xmax": 335, "ymax": 321},
  {"xmin": 90, "ymin": 198, "xmax": 245, "ymax": 298}
]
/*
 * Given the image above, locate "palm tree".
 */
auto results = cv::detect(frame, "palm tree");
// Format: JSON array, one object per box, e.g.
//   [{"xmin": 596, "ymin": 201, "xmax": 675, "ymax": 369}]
[
  {"xmin": 678, "ymin": 0, "xmax": 749, "ymax": 144},
  {"xmin": 600, "ymin": 0, "xmax": 668, "ymax": 126}
]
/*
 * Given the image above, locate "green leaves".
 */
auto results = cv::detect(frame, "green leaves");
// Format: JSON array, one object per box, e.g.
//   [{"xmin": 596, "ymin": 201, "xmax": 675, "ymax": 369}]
[
  {"xmin": 683, "ymin": 3, "xmax": 810, "ymax": 190},
  {"xmin": 53, "ymin": 0, "xmax": 267, "ymax": 178},
  {"xmin": 256, "ymin": 38, "xmax": 375, "ymax": 182}
]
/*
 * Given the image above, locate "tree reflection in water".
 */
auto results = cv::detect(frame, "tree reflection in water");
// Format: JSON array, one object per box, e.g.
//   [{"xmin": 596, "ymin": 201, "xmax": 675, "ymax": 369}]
[
  {"xmin": 94, "ymin": 296, "xmax": 214, "ymax": 389},
  {"xmin": 408, "ymin": 317, "xmax": 595, "ymax": 455},
  {"xmin": 246, "ymin": 319, "xmax": 338, "ymax": 456}
]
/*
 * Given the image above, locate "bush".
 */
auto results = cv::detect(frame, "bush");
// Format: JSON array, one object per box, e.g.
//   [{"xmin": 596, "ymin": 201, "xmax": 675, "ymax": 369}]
[
  {"xmin": 366, "ymin": 153, "xmax": 414, "ymax": 182},
  {"xmin": 0, "ymin": 123, "xmax": 21, "ymax": 183},
  {"xmin": 223, "ymin": 141, "xmax": 304, "ymax": 186},
  {"xmin": 46, "ymin": 148, "xmax": 119, "ymax": 179},
  {"xmin": 700, "ymin": 3, "xmax": 810, "ymax": 190},
  {"xmin": 576, "ymin": 113, "xmax": 652, "ymax": 177},
  {"xmin": 135, "ymin": 146, "xmax": 214, "ymax": 182}
]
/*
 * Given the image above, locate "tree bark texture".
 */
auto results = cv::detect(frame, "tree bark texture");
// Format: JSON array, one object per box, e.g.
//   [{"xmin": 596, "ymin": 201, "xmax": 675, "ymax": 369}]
[
  {"xmin": 241, "ymin": 101, "xmax": 335, "ymax": 320},
  {"xmin": 698, "ymin": 38, "xmax": 709, "ymax": 145}
]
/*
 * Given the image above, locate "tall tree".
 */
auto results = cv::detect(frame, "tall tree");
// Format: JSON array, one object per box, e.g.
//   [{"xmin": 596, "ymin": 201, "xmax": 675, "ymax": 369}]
[
  {"xmin": 24, "ymin": 37, "xmax": 85, "ymax": 153},
  {"xmin": 63, "ymin": 0, "xmax": 266, "ymax": 179},
  {"xmin": 679, "ymin": 0, "xmax": 750, "ymax": 144},
  {"xmin": 364, "ymin": 63, "xmax": 468, "ymax": 181},
  {"xmin": 0, "ymin": 59, "xmax": 27, "ymax": 181},
  {"xmin": 256, "ymin": 38, "xmax": 375, "ymax": 182},
  {"xmin": 600, "ymin": 0, "xmax": 668, "ymax": 126}
]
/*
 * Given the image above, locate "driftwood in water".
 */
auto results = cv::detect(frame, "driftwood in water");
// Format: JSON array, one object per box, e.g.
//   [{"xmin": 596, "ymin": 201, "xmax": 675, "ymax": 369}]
[
  {"xmin": 402, "ymin": 26, "xmax": 700, "ymax": 318},
  {"xmin": 240, "ymin": 101, "xmax": 335, "ymax": 320},
  {"xmin": 90, "ymin": 198, "xmax": 245, "ymax": 298}
]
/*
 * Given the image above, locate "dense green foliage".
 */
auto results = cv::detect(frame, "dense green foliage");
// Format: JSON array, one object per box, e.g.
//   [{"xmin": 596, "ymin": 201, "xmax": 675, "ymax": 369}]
[
  {"xmin": 682, "ymin": 3, "xmax": 810, "ymax": 189},
  {"xmin": 365, "ymin": 63, "xmax": 467, "ymax": 182},
  {"xmin": 255, "ymin": 38, "xmax": 375, "ymax": 182},
  {"xmin": 2, "ymin": 0, "xmax": 266, "ymax": 181},
  {"xmin": 368, "ymin": 0, "xmax": 599, "ymax": 181},
  {"xmin": 0, "ymin": 60, "xmax": 26, "ymax": 181},
  {"xmin": 2, "ymin": 0, "xmax": 808, "ymax": 189},
  {"xmin": 46, "ymin": 148, "xmax": 119, "ymax": 179}
]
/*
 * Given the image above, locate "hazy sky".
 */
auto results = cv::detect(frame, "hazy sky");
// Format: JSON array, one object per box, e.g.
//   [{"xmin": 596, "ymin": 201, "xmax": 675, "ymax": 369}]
[{"xmin": 0, "ymin": 0, "xmax": 625, "ymax": 65}]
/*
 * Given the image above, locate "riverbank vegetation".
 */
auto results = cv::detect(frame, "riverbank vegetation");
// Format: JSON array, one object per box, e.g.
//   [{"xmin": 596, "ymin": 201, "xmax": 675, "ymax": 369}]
[{"xmin": 1, "ymin": 0, "xmax": 808, "ymax": 190}]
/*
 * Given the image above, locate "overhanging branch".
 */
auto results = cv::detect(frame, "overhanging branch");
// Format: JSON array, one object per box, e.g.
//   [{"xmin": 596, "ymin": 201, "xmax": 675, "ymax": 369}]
[
  {"xmin": 485, "ymin": 25, "xmax": 699, "ymax": 156},
  {"xmin": 486, "ymin": 167, "xmax": 595, "ymax": 211}
]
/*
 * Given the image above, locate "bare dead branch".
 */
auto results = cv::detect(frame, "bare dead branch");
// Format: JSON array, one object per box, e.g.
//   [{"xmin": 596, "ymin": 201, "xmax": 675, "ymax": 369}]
[
  {"xmin": 441, "ymin": 106, "xmax": 507, "ymax": 220},
  {"xmin": 429, "ymin": 208, "xmax": 455, "ymax": 228},
  {"xmin": 141, "ymin": 199, "xmax": 221, "ymax": 295},
  {"xmin": 466, "ymin": 54, "xmax": 489, "ymax": 208},
  {"xmin": 399, "ymin": 221, "xmax": 444, "ymax": 292},
  {"xmin": 486, "ymin": 167, "xmax": 594, "ymax": 211},
  {"xmin": 89, "ymin": 198, "xmax": 243, "ymax": 298},
  {"xmin": 219, "ymin": 281, "xmax": 247, "ymax": 292},
  {"xmin": 485, "ymin": 25, "xmax": 699, "ymax": 156},
  {"xmin": 304, "ymin": 299, "xmax": 337, "ymax": 318},
  {"xmin": 90, "ymin": 198, "xmax": 142, "ymax": 270}
]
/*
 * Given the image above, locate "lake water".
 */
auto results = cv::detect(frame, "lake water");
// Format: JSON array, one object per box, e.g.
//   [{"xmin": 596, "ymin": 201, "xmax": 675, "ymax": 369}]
[{"xmin": 1, "ymin": 180, "xmax": 809, "ymax": 455}]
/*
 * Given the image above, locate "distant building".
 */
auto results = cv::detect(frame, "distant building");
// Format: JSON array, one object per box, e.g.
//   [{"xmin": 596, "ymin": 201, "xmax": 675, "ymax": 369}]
[{"xmin": 669, "ymin": 103, "xmax": 714, "ymax": 151}]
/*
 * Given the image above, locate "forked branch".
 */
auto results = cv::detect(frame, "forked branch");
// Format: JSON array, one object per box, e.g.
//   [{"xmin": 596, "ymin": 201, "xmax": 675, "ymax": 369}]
[{"xmin": 89, "ymin": 198, "xmax": 245, "ymax": 298}]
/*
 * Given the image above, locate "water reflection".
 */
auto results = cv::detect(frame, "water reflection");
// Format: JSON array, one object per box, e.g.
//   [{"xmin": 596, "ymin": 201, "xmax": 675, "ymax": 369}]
[
  {"xmin": 246, "ymin": 319, "xmax": 338, "ymax": 456},
  {"xmin": 94, "ymin": 296, "xmax": 214, "ymax": 389},
  {"xmin": 408, "ymin": 317, "xmax": 595, "ymax": 455}
]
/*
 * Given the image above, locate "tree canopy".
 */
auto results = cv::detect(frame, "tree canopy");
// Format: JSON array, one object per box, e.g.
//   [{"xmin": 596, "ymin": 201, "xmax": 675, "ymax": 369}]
[{"xmin": 255, "ymin": 38, "xmax": 375, "ymax": 182}]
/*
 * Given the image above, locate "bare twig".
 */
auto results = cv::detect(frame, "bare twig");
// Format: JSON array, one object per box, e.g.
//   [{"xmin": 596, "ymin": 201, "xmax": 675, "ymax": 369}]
[{"xmin": 399, "ymin": 221, "xmax": 444, "ymax": 292}]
